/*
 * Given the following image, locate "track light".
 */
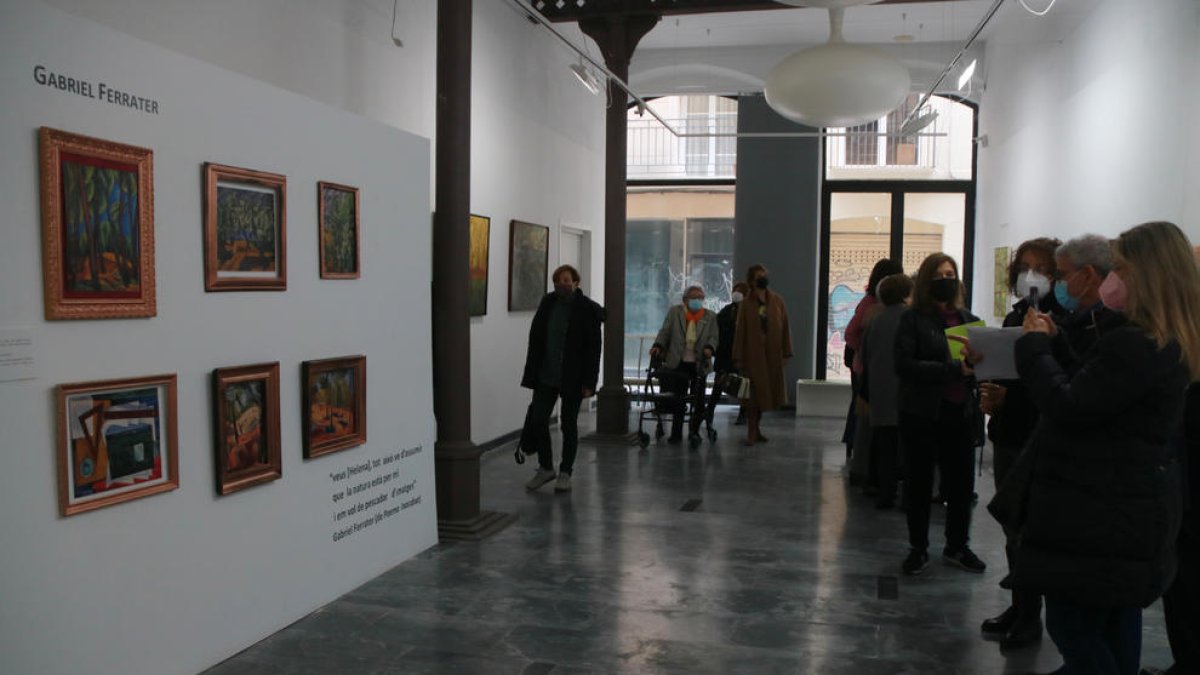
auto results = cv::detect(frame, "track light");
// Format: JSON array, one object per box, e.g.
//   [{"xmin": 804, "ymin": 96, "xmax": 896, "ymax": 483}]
[
  {"xmin": 899, "ymin": 108, "xmax": 938, "ymax": 138},
  {"xmin": 957, "ymin": 58, "xmax": 977, "ymax": 91},
  {"xmin": 569, "ymin": 61, "xmax": 604, "ymax": 96}
]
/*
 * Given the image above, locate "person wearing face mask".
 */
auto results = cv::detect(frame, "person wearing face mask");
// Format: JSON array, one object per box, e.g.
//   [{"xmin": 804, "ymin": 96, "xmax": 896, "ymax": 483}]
[
  {"xmin": 895, "ymin": 253, "xmax": 987, "ymax": 576},
  {"xmin": 733, "ymin": 264, "xmax": 793, "ymax": 445},
  {"xmin": 520, "ymin": 265, "xmax": 604, "ymax": 493},
  {"xmin": 709, "ymin": 282, "xmax": 750, "ymax": 427},
  {"xmin": 650, "ymin": 286, "xmax": 718, "ymax": 445},
  {"xmin": 1048, "ymin": 234, "xmax": 1122, "ymax": 369},
  {"xmin": 977, "ymin": 237, "xmax": 1061, "ymax": 650},
  {"xmin": 1009, "ymin": 221, "xmax": 1200, "ymax": 675}
]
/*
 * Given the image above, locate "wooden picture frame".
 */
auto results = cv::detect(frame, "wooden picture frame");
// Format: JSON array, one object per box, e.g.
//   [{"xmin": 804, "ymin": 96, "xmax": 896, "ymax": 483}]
[
  {"xmin": 39, "ymin": 127, "xmax": 156, "ymax": 320},
  {"xmin": 302, "ymin": 355, "xmax": 366, "ymax": 458},
  {"xmin": 212, "ymin": 362, "xmax": 282, "ymax": 495},
  {"xmin": 317, "ymin": 181, "xmax": 360, "ymax": 279},
  {"xmin": 508, "ymin": 220, "xmax": 549, "ymax": 312},
  {"xmin": 56, "ymin": 374, "xmax": 178, "ymax": 516},
  {"xmin": 204, "ymin": 162, "xmax": 287, "ymax": 291},
  {"xmin": 469, "ymin": 214, "xmax": 490, "ymax": 316}
]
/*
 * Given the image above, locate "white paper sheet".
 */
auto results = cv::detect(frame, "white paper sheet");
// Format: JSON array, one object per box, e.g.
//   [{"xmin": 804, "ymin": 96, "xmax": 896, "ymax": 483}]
[
  {"xmin": 0, "ymin": 327, "xmax": 36, "ymax": 383},
  {"xmin": 966, "ymin": 326, "xmax": 1023, "ymax": 381}
]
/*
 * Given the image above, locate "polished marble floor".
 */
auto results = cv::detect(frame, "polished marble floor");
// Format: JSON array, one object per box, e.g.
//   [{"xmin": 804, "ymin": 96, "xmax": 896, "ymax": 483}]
[{"xmin": 206, "ymin": 408, "xmax": 1174, "ymax": 674}]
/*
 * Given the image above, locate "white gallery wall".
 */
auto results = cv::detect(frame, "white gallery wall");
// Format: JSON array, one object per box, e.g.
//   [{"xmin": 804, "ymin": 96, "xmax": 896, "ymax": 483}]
[
  {"xmin": 0, "ymin": 2, "xmax": 435, "ymax": 674},
  {"xmin": 973, "ymin": 0, "xmax": 1200, "ymax": 313}
]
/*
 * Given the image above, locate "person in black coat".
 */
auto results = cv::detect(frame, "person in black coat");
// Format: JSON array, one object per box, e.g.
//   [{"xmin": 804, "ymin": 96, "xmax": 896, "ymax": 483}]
[
  {"xmin": 977, "ymin": 236, "xmax": 1062, "ymax": 649},
  {"xmin": 895, "ymin": 253, "xmax": 986, "ymax": 576},
  {"xmin": 1011, "ymin": 221, "xmax": 1200, "ymax": 675},
  {"xmin": 520, "ymin": 265, "xmax": 603, "ymax": 493},
  {"xmin": 709, "ymin": 282, "xmax": 748, "ymax": 426}
]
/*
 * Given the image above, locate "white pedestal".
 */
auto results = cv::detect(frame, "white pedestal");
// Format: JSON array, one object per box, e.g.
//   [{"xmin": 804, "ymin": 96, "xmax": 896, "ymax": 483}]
[{"xmin": 795, "ymin": 379, "xmax": 853, "ymax": 418}]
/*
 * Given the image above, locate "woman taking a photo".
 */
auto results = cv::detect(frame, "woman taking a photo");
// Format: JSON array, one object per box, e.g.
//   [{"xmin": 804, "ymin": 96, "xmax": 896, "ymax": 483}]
[
  {"xmin": 1011, "ymin": 221, "xmax": 1200, "ymax": 675},
  {"xmin": 895, "ymin": 253, "xmax": 986, "ymax": 576},
  {"xmin": 732, "ymin": 264, "xmax": 792, "ymax": 446}
]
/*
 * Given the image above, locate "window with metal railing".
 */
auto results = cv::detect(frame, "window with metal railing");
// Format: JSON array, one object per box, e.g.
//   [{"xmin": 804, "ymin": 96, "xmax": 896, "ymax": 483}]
[{"xmin": 627, "ymin": 95, "xmax": 737, "ymax": 180}]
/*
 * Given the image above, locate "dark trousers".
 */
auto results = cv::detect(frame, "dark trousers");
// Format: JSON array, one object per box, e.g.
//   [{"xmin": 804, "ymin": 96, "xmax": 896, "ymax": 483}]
[
  {"xmin": 870, "ymin": 426, "xmax": 900, "ymax": 504},
  {"xmin": 900, "ymin": 402, "xmax": 973, "ymax": 551},
  {"xmin": 1163, "ymin": 519, "xmax": 1199, "ymax": 672},
  {"xmin": 666, "ymin": 362, "xmax": 701, "ymax": 438},
  {"xmin": 995, "ymin": 442, "xmax": 1043, "ymax": 618},
  {"xmin": 528, "ymin": 385, "xmax": 582, "ymax": 475},
  {"xmin": 1045, "ymin": 598, "xmax": 1141, "ymax": 675}
]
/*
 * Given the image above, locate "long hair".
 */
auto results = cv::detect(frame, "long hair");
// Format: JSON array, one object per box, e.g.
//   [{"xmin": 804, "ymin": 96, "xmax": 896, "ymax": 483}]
[
  {"xmin": 867, "ymin": 258, "xmax": 905, "ymax": 297},
  {"xmin": 911, "ymin": 253, "xmax": 962, "ymax": 315},
  {"xmin": 745, "ymin": 263, "xmax": 767, "ymax": 287},
  {"xmin": 1113, "ymin": 221, "xmax": 1200, "ymax": 380},
  {"xmin": 1007, "ymin": 237, "xmax": 1061, "ymax": 294}
]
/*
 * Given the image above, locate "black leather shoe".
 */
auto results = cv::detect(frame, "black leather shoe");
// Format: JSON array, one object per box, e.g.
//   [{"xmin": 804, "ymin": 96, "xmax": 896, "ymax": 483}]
[
  {"xmin": 981, "ymin": 605, "xmax": 1018, "ymax": 635},
  {"xmin": 1000, "ymin": 616, "xmax": 1043, "ymax": 650}
]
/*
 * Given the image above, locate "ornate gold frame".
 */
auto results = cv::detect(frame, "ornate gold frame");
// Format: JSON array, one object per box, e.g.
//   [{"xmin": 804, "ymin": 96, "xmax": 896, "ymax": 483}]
[
  {"xmin": 212, "ymin": 362, "xmax": 282, "ymax": 495},
  {"xmin": 317, "ymin": 181, "xmax": 361, "ymax": 279},
  {"xmin": 302, "ymin": 355, "xmax": 367, "ymax": 458},
  {"xmin": 203, "ymin": 162, "xmax": 287, "ymax": 291}
]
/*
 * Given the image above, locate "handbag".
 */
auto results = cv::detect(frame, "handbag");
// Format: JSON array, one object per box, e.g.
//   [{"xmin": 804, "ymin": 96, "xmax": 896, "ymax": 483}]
[{"xmin": 721, "ymin": 373, "xmax": 752, "ymax": 400}]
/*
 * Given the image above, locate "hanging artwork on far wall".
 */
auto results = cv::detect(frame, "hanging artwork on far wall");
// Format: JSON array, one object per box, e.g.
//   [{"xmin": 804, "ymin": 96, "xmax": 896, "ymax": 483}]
[
  {"xmin": 302, "ymin": 355, "xmax": 367, "ymax": 459},
  {"xmin": 508, "ymin": 220, "xmax": 549, "ymax": 311},
  {"xmin": 318, "ymin": 181, "xmax": 360, "ymax": 279},
  {"xmin": 38, "ymin": 127, "xmax": 156, "ymax": 320},
  {"xmin": 204, "ymin": 163, "xmax": 287, "ymax": 291},
  {"xmin": 56, "ymin": 374, "xmax": 178, "ymax": 516},
  {"xmin": 993, "ymin": 246, "xmax": 1011, "ymax": 318},
  {"xmin": 469, "ymin": 214, "xmax": 490, "ymax": 316},
  {"xmin": 212, "ymin": 362, "xmax": 282, "ymax": 495}
]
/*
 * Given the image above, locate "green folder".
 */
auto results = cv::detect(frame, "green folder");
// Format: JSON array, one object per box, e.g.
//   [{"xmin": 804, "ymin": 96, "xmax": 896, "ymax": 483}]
[{"xmin": 945, "ymin": 321, "xmax": 986, "ymax": 361}]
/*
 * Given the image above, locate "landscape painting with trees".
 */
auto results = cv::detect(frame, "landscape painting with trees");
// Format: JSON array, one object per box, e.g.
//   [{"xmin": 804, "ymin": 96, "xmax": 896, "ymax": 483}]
[
  {"xmin": 302, "ymin": 356, "xmax": 366, "ymax": 458},
  {"xmin": 318, "ymin": 182, "xmax": 359, "ymax": 278},
  {"xmin": 212, "ymin": 362, "xmax": 281, "ymax": 495},
  {"xmin": 40, "ymin": 127, "xmax": 156, "ymax": 319},
  {"xmin": 203, "ymin": 163, "xmax": 287, "ymax": 291}
]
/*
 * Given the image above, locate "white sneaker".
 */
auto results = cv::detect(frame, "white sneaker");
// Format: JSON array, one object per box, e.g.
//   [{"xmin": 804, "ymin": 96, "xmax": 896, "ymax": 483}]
[
  {"xmin": 525, "ymin": 469, "xmax": 556, "ymax": 491},
  {"xmin": 554, "ymin": 473, "xmax": 572, "ymax": 493}
]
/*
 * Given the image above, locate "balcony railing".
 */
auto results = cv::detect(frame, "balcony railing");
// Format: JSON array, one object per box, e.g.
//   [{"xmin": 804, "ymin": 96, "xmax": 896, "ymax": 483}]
[{"xmin": 627, "ymin": 114, "xmax": 738, "ymax": 180}]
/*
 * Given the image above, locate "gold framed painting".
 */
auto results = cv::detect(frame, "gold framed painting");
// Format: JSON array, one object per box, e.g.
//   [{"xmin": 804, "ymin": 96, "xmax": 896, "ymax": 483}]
[
  {"xmin": 302, "ymin": 355, "xmax": 366, "ymax": 458},
  {"xmin": 469, "ymin": 214, "xmax": 490, "ymax": 316},
  {"xmin": 39, "ymin": 127, "xmax": 156, "ymax": 320},
  {"xmin": 204, "ymin": 163, "xmax": 287, "ymax": 291},
  {"xmin": 56, "ymin": 374, "xmax": 179, "ymax": 516},
  {"xmin": 318, "ymin": 181, "xmax": 360, "ymax": 279},
  {"xmin": 212, "ymin": 362, "xmax": 282, "ymax": 495}
]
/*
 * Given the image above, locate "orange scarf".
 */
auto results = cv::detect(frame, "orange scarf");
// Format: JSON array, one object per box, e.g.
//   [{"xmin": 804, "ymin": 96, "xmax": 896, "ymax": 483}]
[{"xmin": 684, "ymin": 306, "xmax": 704, "ymax": 323}]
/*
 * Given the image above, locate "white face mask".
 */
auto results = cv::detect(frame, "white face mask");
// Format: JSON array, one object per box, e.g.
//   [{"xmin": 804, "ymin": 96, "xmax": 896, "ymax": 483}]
[
  {"xmin": 731, "ymin": 292, "xmax": 744, "ymax": 303},
  {"xmin": 1015, "ymin": 270, "xmax": 1051, "ymax": 302}
]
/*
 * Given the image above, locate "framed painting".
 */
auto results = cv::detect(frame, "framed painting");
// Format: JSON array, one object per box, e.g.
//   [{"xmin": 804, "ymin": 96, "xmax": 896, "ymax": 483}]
[
  {"xmin": 212, "ymin": 362, "xmax": 281, "ymax": 495},
  {"xmin": 56, "ymin": 374, "xmax": 178, "ymax": 516},
  {"xmin": 39, "ymin": 127, "xmax": 155, "ymax": 320},
  {"xmin": 302, "ymin": 355, "xmax": 366, "ymax": 458},
  {"xmin": 993, "ymin": 246, "xmax": 1011, "ymax": 318},
  {"xmin": 204, "ymin": 163, "xmax": 287, "ymax": 291},
  {"xmin": 469, "ymin": 214, "xmax": 490, "ymax": 316},
  {"xmin": 508, "ymin": 220, "xmax": 549, "ymax": 312},
  {"xmin": 318, "ymin": 181, "xmax": 360, "ymax": 279}
]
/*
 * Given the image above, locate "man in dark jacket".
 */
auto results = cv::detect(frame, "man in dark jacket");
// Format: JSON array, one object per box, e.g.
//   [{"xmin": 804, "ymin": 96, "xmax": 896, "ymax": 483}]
[{"xmin": 520, "ymin": 265, "xmax": 603, "ymax": 493}]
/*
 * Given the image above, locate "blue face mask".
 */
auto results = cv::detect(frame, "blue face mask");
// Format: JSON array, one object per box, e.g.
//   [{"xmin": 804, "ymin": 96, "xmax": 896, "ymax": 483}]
[
  {"xmin": 1054, "ymin": 279, "xmax": 1080, "ymax": 312},
  {"xmin": 686, "ymin": 299, "xmax": 704, "ymax": 311}
]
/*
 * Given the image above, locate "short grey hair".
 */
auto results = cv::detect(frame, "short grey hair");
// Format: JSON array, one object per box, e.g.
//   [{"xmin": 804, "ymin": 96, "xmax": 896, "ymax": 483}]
[
  {"xmin": 683, "ymin": 285, "xmax": 704, "ymax": 298},
  {"xmin": 1057, "ymin": 234, "xmax": 1114, "ymax": 276}
]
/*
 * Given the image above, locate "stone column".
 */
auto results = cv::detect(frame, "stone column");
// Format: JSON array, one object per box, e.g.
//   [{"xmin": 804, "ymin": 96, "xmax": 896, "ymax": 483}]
[
  {"xmin": 579, "ymin": 14, "xmax": 658, "ymax": 439},
  {"xmin": 432, "ymin": 0, "xmax": 513, "ymax": 540}
]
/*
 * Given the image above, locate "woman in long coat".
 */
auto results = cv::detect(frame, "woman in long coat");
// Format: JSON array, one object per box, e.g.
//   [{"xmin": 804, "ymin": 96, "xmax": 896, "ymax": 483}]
[{"xmin": 732, "ymin": 263, "xmax": 792, "ymax": 445}]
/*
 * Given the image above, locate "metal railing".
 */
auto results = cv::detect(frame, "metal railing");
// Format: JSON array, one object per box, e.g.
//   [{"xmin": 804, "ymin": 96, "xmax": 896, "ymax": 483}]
[{"xmin": 627, "ymin": 115, "xmax": 738, "ymax": 180}]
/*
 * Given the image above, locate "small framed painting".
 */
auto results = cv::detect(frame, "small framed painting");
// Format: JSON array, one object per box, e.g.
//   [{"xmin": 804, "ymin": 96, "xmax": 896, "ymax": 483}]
[
  {"xmin": 56, "ymin": 374, "xmax": 178, "ymax": 516},
  {"xmin": 212, "ymin": 362, "xmax": 282, "ymax": 495},
  {"xmin": 318, "ymin": 181, "xmax": 360, "ymax": 279},
  {"xmin": 204, "ymin": 163, "xmax": 287, "ymax": 291},
  {"xmin": 302, "ymin": 355, "xmax": 366, "ymax": 458},
  {"xmin": 469, "ymin": 214, "xmax": 490, "ymax": 316},
  {"xmin": 508, "ymin": 219, "xmax": 549, "ymax": 312},
  {"xmin": 39, "ymin": 127, "xmax": 156, "ymax": 320},
  {"xmin": 993, "ymin": 246, "xmax": 1011, "ymax": 318}
]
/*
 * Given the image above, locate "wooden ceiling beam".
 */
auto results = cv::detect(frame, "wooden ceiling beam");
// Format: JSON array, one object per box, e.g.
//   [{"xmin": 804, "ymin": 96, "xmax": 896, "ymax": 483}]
[{"xmin": 533, "ymin": 0, "xmax": 955, "ymax": 23}]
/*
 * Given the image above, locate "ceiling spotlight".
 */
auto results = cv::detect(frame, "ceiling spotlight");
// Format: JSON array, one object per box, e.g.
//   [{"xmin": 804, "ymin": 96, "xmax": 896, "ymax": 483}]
[
  {"xmin": 765, "ymin": 6, "xmax": 910, "ymax": 128},
  {"xmin": 957, "ymin": 58, "xmax": 977, "ymax": 91},
  {"xmin": 569, "ymin": 60, "xmax": 605, "ymax": 96}
]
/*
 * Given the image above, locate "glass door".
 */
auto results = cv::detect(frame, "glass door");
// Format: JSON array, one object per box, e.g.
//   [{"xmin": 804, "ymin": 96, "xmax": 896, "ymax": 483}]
[{"xmin": 824, "ymin": 193, "xmax": 892, "ymax": 381}]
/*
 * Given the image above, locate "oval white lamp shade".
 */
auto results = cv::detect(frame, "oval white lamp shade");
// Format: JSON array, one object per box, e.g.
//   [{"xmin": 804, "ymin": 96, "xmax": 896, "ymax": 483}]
[{"xmin": 765, "ymin": 42, "xmax": 911, "ymax": 128}]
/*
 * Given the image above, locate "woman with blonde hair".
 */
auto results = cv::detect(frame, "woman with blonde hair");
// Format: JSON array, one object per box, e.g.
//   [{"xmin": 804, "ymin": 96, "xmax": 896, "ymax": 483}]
[{"xmin": 1010, "ymin": 221, "xmax": 1200, "ymax": 675}]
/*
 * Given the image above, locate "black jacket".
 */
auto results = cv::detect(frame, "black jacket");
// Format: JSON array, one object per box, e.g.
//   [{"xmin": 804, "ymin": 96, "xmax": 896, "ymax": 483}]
[
  {"xmin": 895, "ymin": 306, "xmax": 980, "ymax": 421},
  {"xmin": 1011, "ymin": 327, "xmax": 1188, "ymax": 608},
  {"xmin": 714, "ymin": 301, "xmax": 739, "ymax": 373},
  {"xmin": 520, "ymin": 290, "xmax": 604, "ymax": 392}
]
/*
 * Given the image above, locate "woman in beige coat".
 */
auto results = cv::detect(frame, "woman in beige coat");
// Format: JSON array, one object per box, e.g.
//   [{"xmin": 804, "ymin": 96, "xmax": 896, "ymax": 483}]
[{"xmin": 733, "ymin": 263, "xmax": 793, "ymax": 444}]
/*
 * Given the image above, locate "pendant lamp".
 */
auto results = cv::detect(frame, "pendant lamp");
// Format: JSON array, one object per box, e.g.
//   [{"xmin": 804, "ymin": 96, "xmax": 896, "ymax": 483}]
[{"xmin": 765, "ymin": 0, "xmax": 911, "ymax": 128}]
